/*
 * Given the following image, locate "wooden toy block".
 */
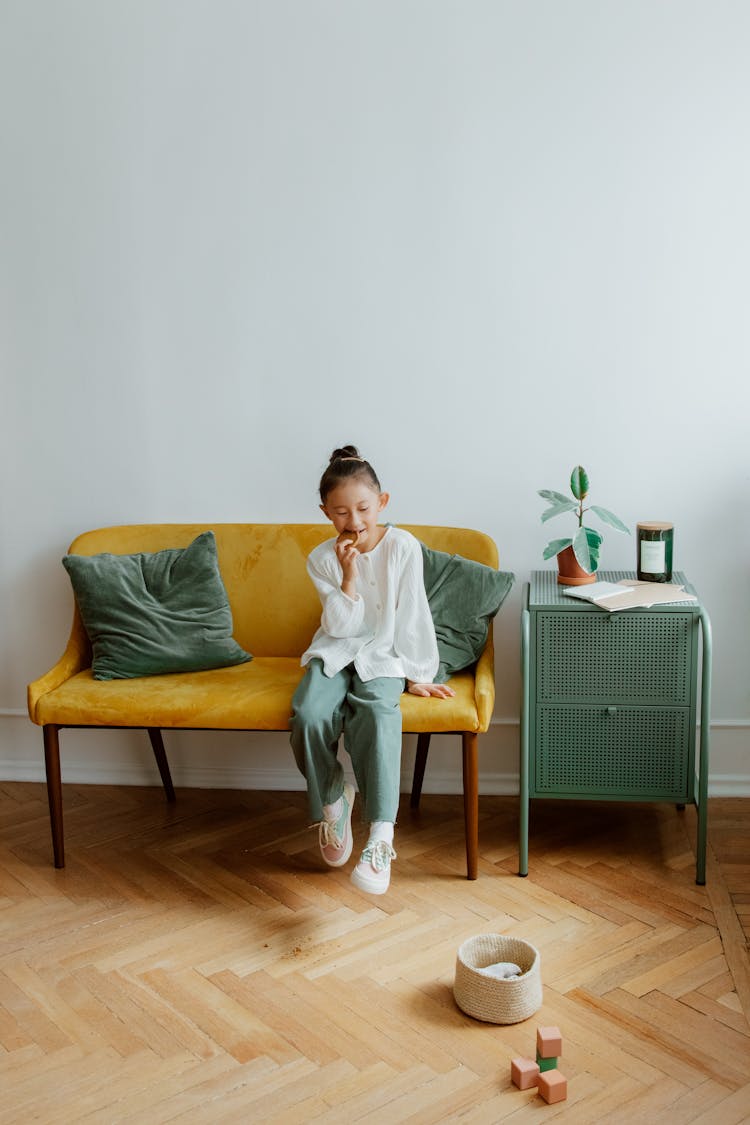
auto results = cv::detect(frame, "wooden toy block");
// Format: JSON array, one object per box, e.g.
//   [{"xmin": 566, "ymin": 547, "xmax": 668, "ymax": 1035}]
[
  {"xmin": 510, "ymin": 1057, "xmax": 540, "ymax": 1090},
  {"xmin": 538, "ymin": 1069, "xmax": 567, "ymax": 1104},
  {"xmin": 536, "ymin": 1050, "xmax": 557, "ymax": 1072},
  {"xmin": 536, "ymin": 1024, "xmax": 563, "ymax": 1058}
]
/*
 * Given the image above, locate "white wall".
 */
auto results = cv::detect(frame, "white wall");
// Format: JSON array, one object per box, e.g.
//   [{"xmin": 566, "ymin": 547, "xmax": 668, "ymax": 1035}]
[{"xmin": 2, "ymin": 1, "xmax": 748, "ymax": 795}]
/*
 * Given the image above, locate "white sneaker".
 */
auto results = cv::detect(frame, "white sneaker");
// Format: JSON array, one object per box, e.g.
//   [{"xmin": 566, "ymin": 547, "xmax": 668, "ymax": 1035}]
[{"xmin": 350, "ymin": 838, "xmax": 396, "ymax": 894}]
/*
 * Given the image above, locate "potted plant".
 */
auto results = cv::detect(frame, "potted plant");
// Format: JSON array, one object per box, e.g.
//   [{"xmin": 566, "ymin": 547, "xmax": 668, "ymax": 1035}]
[{"xmin": 539, "ymin": 465, "xmax": 630, "ymax": 585}]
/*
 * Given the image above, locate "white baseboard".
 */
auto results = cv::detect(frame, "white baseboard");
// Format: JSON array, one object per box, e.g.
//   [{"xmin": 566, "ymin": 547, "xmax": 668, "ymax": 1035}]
[
  {"xmin": 2, "ymin": 711, "xmax": 749, "ymax": 797},
  {"xmin": 1, "ymin": 759, "xmax": 748, "ymax": 797}
]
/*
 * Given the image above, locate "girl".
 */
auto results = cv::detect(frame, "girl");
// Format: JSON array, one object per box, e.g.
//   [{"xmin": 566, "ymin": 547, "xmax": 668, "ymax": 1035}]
[{"xmin": 290, "ymin": 445, "xmax": 454, "ymax": 894}]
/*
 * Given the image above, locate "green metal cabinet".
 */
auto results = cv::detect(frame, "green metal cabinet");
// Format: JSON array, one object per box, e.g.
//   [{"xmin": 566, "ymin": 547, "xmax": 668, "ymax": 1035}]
[{"xmin": 520, "ymin": 571, "xmax": 712, "ymax": 883}]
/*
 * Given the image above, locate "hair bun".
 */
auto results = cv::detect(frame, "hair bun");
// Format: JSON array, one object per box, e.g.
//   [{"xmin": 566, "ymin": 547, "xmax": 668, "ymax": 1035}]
[
  {"xmin": 319, "ymin": 444, "xmax": 380, "ymax": 501},
  {"xmin": 330, "ymin": 444, "xmax": 361, "ymax": 463}
]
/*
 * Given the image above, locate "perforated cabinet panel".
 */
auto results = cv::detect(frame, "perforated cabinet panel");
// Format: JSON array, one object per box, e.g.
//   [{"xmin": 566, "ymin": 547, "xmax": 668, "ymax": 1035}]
[
  {"xmin": 536, "ymin": 612, "xmax": 693, "ymax": 705},
  {"xmin": 522, "ymin": 571, "xmax": 708, "ymax": 882},
  {"xmin": 535, "ymin": 705, "xmax": 691, "ymax": 798}
]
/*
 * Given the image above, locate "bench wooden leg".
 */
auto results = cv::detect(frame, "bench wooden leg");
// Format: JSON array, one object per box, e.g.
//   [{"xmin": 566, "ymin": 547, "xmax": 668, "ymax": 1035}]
[
  {"xmin": 410, "ymin": 733, "xmax": 431, "ymax": 808},
  {"xmin": 462, "ymin": 732, "xmax": 479, "ymax": 880},
  {"xmin": 43, "ymin": 724, "xmax": 65, "ymax": 869},
  {"xmin": 147, "ymin": 728, "xmax": 176, "ymax": 802}
]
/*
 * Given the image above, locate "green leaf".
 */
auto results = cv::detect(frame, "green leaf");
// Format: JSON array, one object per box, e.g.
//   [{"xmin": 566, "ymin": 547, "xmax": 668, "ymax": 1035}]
[
  {"xmin": 538, "ymin": 490, "xmax": 573, "ymax": 505},
  {"xmin": 570, "ymin": 466, "xmax": 589, "ymax": 501},
  {"xmin": 572, "ymin": 525, "xmax": 596, "ymax": 572},
  {"xmin": 583, "ymin": 526, "xmax": 601, "ymax": 571},
  {"xmin": 540, "ymin": 499, "xmax": 578, "ymax": 523},
  {"xmin": 590, "ymin": 505, "xmax": 630, "ymax": 534},
  {"xmin": 542, "ymin": 537, "xmax": 572, "ymax": 561}
]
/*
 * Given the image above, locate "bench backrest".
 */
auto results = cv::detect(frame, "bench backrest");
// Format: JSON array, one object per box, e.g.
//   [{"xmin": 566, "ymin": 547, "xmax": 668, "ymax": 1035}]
[{"xmin": 67, "ymin": 524, "xmax": 499, "ymax": 658}]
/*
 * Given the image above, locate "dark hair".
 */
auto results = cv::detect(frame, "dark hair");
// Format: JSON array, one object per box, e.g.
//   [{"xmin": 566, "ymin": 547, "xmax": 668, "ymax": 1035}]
[{"xmin": 319, "ymin": 445, "xmax": 381, "ymax": 503}]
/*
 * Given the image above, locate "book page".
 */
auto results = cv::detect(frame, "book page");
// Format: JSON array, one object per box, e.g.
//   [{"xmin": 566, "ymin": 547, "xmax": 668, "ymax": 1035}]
[{"xmin": 597, "ymin": 582, "xmax": 697, "ymax": 612}]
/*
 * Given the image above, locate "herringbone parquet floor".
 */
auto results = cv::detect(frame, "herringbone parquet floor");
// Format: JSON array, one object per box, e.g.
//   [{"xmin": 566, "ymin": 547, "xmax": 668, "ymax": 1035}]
[{"xmin": 1, "ymin": 782, "xmax": 748, "ymax": 1123}]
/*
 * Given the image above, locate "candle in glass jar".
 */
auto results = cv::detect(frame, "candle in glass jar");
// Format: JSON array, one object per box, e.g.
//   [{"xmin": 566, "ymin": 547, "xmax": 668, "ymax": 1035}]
[{"xmin": 637, "ymin": 522, "xmax": 673, "ymax": 582}]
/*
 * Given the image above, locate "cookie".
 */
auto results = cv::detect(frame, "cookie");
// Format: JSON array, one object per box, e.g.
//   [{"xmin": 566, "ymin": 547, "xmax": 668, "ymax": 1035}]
[{"xmin": 337, "ymin": 530, "xmax": 361, "ymax": 548}]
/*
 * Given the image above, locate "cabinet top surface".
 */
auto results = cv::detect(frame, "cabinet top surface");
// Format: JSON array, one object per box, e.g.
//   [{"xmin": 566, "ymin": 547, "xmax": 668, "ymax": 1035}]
[{"xmin": 529, "ymin": 570, "xmax": 699, "ymax": 610}]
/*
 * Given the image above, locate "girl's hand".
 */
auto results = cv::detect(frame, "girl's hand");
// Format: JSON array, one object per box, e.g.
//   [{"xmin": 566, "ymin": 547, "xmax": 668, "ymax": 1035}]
[
  {"xmin": 335, "ymin": 539, "xmax": 359, "ymax": 591},
  {"xmin": 407, "ymin": 681, "xmax": 456, "ymax": 698}
]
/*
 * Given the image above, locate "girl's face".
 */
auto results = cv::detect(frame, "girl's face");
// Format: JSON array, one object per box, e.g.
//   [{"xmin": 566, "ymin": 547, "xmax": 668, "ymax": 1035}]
[{"xmin": 320, "ymin": 478, "xmax": 389, "ymax": 552}]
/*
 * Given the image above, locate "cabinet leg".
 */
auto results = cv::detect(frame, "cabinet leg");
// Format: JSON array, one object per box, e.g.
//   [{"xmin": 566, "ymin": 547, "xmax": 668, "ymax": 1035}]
[
  {"xmin": 519, "ymin": 802, "xmax": 529, "ymax": 877},
  {"xmin": 695, "ymin": 606, "xmax": 712, "ymax": 886},
  {"xmin": 519, "ymin": 603, "xmax": 530, "ymax": 876},
  {"xmin": 696, "ymin": 798, "xmax": 707, "ymax": 885}
]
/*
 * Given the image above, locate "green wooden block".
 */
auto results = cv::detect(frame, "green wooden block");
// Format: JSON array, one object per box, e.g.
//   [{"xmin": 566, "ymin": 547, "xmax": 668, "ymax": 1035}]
[{"xmin": 536, "ymin": 1051, "xmax": 557, "ymax": 1072}]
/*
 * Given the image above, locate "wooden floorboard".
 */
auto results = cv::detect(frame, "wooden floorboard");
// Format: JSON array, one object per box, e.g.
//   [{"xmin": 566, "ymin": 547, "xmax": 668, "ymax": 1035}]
[{"xmin": 0, "ymin": 783, "xmax": 748, "ymax": 1122}]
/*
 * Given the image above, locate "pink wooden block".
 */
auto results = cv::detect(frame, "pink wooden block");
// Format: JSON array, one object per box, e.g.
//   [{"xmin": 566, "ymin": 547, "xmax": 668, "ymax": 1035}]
[
  {"xmin": 536, "ymin": 1024, "xmax": 563, "ymax": 1058},
  {"xmin": 510, "ymin": 1056, "xmax": 540, "ymax": 1090},
  {"xmin": 538, "ymin": 1069, "xmax": 568, "ymax": 1104}
]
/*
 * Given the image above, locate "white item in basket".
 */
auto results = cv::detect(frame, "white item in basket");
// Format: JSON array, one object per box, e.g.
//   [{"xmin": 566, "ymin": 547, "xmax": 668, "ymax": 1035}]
[
  {"xmin": 454, "ymin": 934, "xmax": 542, "ymax": 1024},
  {"xmin": 478, "ymin": 961, "xmax": 522, "ymax": 980}
]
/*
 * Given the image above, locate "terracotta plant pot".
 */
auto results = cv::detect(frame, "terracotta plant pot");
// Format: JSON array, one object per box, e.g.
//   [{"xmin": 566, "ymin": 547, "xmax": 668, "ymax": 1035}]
[{"xmin": 556, "ymin": 545, "xmax": 596, "ymax": 586}]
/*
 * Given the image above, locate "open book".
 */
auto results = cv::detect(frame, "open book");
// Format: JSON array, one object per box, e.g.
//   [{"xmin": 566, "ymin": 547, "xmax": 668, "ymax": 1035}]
[
  {"xmin": 563, "ymin": 581, "xmax": 697, "ymax": 612},
  {"xmin": 562, "ymin": 581, "xmax": 634, "ymax": 603}
]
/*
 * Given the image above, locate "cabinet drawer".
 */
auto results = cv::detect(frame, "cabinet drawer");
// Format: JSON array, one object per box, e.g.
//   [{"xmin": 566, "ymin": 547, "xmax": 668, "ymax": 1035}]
[
  {"xmin": 536, "ymin": 611, "xmax": 694, "ymax": 705},
  {"xmin": 534, "ymin": 704, "xmax": 692, "ymax": 799}
]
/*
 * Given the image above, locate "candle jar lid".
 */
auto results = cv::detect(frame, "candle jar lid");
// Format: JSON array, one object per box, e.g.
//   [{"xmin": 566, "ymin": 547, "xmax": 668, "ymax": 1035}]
[{"xmin": 637, "ymin": 521, "xmax": 673, "ymax": 532}]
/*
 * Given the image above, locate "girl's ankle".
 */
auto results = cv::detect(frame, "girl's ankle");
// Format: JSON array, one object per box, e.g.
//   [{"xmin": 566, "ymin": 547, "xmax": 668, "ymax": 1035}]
[{"xmin": 368, "ymin": 820, "xmax": 394, "ymax": 845}]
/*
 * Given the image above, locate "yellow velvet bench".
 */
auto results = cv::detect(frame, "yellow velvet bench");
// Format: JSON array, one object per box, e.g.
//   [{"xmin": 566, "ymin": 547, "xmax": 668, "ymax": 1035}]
[{"xmin": 27, "ymin": 524, "xmax": 500, "ymax": 877}]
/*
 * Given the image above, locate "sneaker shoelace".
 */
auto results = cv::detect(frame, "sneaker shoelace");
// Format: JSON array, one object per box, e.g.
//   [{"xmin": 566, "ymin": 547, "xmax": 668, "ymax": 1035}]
[
  {"xmin": 317, "ymin": 800, "xmax": 348, "ymax": 849},
  {"xmin": 360, "ymin": 839, "xmax": 396, "ymax": 872}
]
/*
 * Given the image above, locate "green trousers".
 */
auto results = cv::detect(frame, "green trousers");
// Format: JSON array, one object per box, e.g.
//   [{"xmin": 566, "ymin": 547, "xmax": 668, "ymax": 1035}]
[{"xmin": 290, "ymin": 659, "xmax": 405, "ymax": 824}]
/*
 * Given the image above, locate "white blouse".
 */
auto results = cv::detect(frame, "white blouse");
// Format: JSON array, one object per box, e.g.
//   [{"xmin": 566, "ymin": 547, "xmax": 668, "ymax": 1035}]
[{"xmin": 301, "ymin": 526, "xmax": 439, "ymax": 684}]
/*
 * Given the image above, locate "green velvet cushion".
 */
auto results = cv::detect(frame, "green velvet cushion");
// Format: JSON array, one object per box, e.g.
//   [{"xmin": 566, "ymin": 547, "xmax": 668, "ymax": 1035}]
[
  {"xmin": 62, "ymin": 530, "xmax": 252, "ymax": 681},
  {"xmin": 420, "ymin": 544, "xmax": 514, "ymax": 683}
]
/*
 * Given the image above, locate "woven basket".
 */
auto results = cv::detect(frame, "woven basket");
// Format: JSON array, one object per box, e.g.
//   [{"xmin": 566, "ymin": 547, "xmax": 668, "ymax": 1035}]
[{"xmin": 453, "ymin": 934, "xmax": 542, "ymax": 1024}]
